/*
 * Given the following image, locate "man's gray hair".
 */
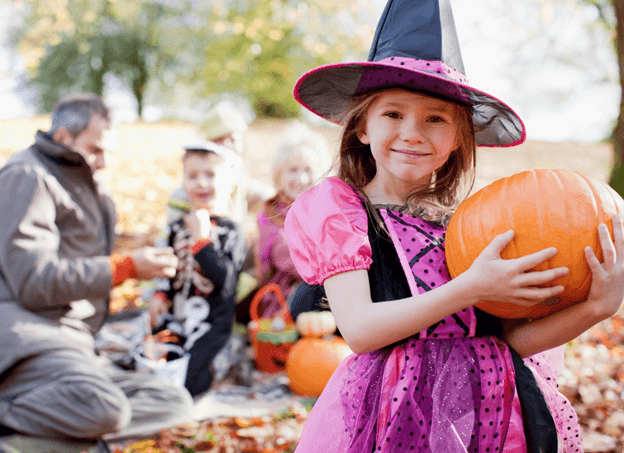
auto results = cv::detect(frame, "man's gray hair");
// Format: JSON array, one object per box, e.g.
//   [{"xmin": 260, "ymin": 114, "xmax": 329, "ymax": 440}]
[{"xmin": 49, "ymin": 94, "xmax": 110, "ymax": 138}]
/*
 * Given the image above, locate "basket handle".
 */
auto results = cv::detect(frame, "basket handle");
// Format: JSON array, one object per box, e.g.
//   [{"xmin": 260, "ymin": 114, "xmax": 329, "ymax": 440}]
[{"xmin": 250, "ymin": 283, "xmax": 294, "ymax": 324}]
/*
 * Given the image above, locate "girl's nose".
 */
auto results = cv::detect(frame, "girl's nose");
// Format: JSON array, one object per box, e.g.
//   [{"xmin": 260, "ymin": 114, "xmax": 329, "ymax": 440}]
[
  {"xmin": 401, "ymin": 119, "xmax": 425, "ymax": 144},
  {"xmin": 298, "ymin": 172, "xmax": 311, "ymax": 184}
]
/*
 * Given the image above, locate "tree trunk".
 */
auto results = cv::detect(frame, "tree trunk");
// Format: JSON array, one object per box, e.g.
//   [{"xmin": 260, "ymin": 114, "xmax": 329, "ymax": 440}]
[{"xmin": 609, "ymin": 0, "xmax": 624, "ymax": 194}]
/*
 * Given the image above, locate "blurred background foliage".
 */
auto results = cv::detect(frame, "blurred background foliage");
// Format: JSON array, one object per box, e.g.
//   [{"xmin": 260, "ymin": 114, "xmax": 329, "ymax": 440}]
[{"xmin": 11, "ymin": 0, "xmax": 375, "ymax": 119}]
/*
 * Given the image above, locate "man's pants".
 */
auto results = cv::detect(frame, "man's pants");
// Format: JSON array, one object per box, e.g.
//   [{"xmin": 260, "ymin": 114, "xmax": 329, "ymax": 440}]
[{"xmin": 0, "ymin": 346, "xmax": 194, "ymax": 440}]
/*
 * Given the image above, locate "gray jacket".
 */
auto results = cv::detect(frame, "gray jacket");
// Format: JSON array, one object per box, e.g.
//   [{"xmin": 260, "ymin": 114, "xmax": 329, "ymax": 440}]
[{"xmin": 0, "ymin": 131, "xmax": 116, "ymax": 374}]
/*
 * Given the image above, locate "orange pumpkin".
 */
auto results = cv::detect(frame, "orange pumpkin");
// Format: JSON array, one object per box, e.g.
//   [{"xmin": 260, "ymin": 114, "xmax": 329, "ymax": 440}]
[
  {"xmin": 287, "ymin": 311, "xmax": 352, "ymax": 396},
  {"xmin": 446, "ymin": 169, "xmax": 624, "ymax": 319}
]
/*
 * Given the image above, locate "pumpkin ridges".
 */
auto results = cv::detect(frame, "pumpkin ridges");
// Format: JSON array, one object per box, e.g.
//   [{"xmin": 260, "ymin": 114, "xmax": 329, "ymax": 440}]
[{"xmin": 446, "ymin": 169, "xmax": 624, "ymax": 319}]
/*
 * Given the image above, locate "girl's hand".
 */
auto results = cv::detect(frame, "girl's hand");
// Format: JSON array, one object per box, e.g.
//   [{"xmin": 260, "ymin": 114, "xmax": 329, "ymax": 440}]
[
  {"xmin": 185, "ymin": 208, "xmax": 211, "ymax": 242},
  {"xmin": 585, "ymin": 214, "xmax": 624, "ymax": 319},
  {"xmin": 464, "ymin": 229, "xmax": 569, "ymax": 307}
]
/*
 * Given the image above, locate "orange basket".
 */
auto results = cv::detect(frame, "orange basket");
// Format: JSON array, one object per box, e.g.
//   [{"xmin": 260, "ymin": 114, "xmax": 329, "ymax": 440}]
[{"xmin": 248, "ymin": 283, "xmax": 298, "ymax": 373}]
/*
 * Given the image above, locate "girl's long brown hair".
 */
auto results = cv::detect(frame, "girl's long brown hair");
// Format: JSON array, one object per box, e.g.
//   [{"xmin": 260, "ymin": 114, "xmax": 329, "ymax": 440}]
[{"xmin": 337, "ymin": 90, "xmax": 477, "ymax": 225}]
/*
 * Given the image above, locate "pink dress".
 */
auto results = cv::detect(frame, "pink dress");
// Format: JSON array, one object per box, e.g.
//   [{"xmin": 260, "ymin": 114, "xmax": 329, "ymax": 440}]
[
  {"xmin": 255, "ymin": 199, "xmax": 302, "ymax": 318},
  {"xmin": 285, "ymin": 177, "xmax": 582, "ymax": 453}
]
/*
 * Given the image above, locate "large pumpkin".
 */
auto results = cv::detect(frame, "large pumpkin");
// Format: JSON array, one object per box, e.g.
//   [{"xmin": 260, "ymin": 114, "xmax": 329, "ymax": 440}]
[
  {"xmin": 286, "ymin": 312, "xmax": 352, "ymax": 396},
  {"xmin": 446, "ymin": 169, "xmax": 624, "ymax": 319}
]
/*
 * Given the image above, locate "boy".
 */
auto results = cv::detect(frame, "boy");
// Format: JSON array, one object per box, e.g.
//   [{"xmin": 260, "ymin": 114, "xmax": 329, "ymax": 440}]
[{"xmin": 149, "ymin": 142, "xmax": 247, "ymax": 397}]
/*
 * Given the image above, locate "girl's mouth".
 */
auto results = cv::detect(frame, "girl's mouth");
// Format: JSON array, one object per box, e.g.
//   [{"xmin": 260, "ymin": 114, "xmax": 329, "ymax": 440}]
[{"xmin": 393, "ymin": 149, "xmax": 428, "ymax": 158}]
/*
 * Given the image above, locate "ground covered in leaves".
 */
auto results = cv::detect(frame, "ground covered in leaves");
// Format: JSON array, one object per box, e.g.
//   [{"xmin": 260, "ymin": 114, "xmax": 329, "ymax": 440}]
[
  {"xmin": 2, "ymin": 117, "xmax": 623, "ymax": 452},
  {"xmin": 114, "ymin": 405, "xmax": 309, "ymax": 453}
]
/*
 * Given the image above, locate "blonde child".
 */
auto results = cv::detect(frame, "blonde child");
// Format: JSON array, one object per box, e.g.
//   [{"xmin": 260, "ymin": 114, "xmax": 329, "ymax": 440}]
[
  {"xmin": 149, "ymin": 143, "xmax": 246, "ymax": 396},
  {"xmin": 284, "ymin": 0, "xmax": 624, "ymax": 451},
  {"xmin": 250, "ymin": 122, "xmax": 330, "ymax": 320}
]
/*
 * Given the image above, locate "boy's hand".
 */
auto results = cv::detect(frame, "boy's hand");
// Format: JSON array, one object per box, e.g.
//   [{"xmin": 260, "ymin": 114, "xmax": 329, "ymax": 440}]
[
  {"xmin": 585, "ymin": 214, "xmax": 624, "ymax": 318},
  {"xmin": 148, "ymin": 295, "xmax": 170, "ymax": 329},
  {"xmin": 464, "ymin": 229, "xmax": 569, "ymax": 307},
  {"xmin": 185, "ymin": 208, "xmax": 211, "ymax": 242},
  {"xmin": 131, "ymin": 247, "xmax": 178, "ymax": 279}
]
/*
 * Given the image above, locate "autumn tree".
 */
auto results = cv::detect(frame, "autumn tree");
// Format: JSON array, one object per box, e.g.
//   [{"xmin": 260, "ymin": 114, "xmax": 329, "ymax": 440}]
[
  {"xmin": 609, "ymin": 0, "xmax": 624, "ymax": 195},
  {"xmin": 11, "ymin": 0, "xmax": 171, "ymax": 117},
  {"xmin": 12, "ymin": 0, "xmax": 374, "ymax": 119}
]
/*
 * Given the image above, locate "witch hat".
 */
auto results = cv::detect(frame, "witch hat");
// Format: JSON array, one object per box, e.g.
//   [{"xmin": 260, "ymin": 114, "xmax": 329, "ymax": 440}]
[{"xmin": 293, "ymin": 0, "xmax": 525, "ymax": 147}]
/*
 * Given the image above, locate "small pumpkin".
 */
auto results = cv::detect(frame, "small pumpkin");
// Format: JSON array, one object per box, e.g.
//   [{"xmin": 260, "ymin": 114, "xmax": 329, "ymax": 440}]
[
  {"xmin": 295, "ymin": 310, "xmax": 337, "ymax": 338},
  {"xmin": 446, "ymin": 169, "xmax": 624, "ymax": 319},
  {"xmin": 286, "ymin": 311, "xmax": 352, "ymax": 396}
]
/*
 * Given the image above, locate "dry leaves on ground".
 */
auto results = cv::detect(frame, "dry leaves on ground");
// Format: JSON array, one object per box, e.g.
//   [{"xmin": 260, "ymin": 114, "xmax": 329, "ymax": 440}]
[
  {"xmin": 560, "ymin": 309, "xmax": 624, "ymax": 452},
  {"xmin": 113, "ymin": 405, "xmax": 308, "ymax": 453}
]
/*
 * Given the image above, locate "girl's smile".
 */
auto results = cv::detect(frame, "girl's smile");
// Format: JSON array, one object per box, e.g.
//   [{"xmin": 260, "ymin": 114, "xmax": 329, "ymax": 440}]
[{"xmin": 357, "ymin": 89, "xmax": 460, "ymax": 204}]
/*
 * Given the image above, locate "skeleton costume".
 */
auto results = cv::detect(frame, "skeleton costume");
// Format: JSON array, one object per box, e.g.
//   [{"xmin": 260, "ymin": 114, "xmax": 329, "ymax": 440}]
[{"xmin": 154, "ymin": 215, "xmax": 246, "ymax": 396}]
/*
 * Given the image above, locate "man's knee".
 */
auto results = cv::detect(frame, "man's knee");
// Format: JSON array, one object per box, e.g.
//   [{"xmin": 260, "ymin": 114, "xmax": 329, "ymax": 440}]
[
  {"xmin": 3, "ymin": 377, "xmax": 133, "ymax": 440},
  {"xmin": 59, "ymin": 379, "xmax": 132, "ymax": 438}
]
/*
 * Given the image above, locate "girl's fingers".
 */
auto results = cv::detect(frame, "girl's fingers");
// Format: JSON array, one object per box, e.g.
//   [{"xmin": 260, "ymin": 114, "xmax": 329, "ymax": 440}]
[
  {"xmin": 485, "ymin": 230, "xmax": 515, "ymax": 256},
  {"xmin": 585, "ymin": 245, "xmax": 603, "ymax": 274},
  {"xmin": 513, "ymin": 246, "xmax": 558, "ymax": 271},
  {"xmin": 515, "ymin": 266, "xmax": 568, "ymax": 287},
  {"xmin": 612, "ymin": 214, "xmax": 624, "ymax": 265},
  {"xmin": 598, "ymin": 222, "xmax": 616, "ymax": 268},
  {"xmin": 512, "ymin": 286, "xmax": 565, "ymax": 305}
]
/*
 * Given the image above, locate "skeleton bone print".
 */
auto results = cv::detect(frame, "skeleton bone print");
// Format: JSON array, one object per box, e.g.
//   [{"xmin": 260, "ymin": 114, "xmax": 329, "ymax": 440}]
[{"xmin": 164, "ymin": 220, "xmax": 233, "ymax": 350}]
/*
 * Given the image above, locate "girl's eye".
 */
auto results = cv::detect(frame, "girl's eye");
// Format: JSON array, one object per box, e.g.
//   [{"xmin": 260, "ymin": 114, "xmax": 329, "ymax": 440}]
[
  {"xmin": 384, "ymin": 111, "xmax": 401, "ymax": 119},
  {"xmin": 428, "ymin": 115, "xmax": 449, "ymax": 123}
]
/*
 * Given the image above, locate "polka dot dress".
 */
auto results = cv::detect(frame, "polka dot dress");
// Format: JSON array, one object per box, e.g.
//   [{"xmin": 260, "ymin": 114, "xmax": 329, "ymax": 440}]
[{"xmin": 293, "ymin": 208, "xmax": 582, "ymax": 453}]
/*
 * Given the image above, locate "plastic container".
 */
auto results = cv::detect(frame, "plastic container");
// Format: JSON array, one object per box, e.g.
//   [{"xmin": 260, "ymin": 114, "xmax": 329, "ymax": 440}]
[{"xmin": 133, "ymin": 342, "xmax": 190, "ymax": 387}]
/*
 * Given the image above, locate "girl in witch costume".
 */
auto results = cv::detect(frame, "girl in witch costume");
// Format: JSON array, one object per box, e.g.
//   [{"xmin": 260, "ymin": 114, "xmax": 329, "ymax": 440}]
[{"xmin": 285, "ymin": 0, "xmax": 624, "ymax": 451}]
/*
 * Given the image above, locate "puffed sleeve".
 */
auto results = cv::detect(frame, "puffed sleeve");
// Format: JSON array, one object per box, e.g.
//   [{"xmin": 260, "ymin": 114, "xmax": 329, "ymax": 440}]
[{"xmin": 285, "ymin": 177, "xmax": 372, "ymax": 285}]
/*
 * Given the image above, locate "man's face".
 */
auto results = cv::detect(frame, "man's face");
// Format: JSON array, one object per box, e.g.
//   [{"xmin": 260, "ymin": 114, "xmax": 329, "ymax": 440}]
[{"xmin": 55, "ymin": 115, "xmax": 110, "ymax": 174}]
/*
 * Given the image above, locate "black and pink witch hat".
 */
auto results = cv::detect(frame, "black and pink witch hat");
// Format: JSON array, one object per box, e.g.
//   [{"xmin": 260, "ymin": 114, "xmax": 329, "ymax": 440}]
[{"xmin": 294, "ymin": 0, "xmax": 525, "ymax": 147}]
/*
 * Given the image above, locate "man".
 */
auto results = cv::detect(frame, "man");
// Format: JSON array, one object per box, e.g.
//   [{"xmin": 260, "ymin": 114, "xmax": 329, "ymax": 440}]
[{"xmin": 0, "ymin": 94, "xmax": 193, "ymax": 444}]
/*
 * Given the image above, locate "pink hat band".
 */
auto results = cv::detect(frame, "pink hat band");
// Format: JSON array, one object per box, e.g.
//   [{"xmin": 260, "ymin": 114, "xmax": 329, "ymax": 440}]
[{"xmin": 358, "ymin": 57, "xmax": 469, "ymax": 91}]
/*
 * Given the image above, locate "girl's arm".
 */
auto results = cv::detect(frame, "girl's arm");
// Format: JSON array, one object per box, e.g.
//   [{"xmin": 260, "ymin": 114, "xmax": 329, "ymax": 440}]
[
  {"xmin": 503, "ymin": 216, "xmax": 624, "ymax": 357},
  {"xmin": 325, "ymin": 230, "xmax": 569, "ymax": 354}
]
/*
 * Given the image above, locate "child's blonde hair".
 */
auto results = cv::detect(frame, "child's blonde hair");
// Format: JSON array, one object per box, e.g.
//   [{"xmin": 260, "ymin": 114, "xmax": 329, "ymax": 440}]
[
  {"xmin": 271, "ymin": 121, "xmax": 332, "ymax": 190},
  {"xmin": 338, "ymin": 89, "xmax": 476, "ymax": 225}
]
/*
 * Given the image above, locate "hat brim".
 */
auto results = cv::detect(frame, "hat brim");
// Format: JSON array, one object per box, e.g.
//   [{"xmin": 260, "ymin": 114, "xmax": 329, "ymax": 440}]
[{"xmin": 294, "ymin": 61, "xmax": 526, "ymax": 147}]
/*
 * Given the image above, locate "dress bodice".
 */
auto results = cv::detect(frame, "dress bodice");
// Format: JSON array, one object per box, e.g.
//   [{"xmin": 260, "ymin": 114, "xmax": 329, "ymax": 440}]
[{"xmin": 378, "ymin": 207, "xmax": 476, "ymax": 340}]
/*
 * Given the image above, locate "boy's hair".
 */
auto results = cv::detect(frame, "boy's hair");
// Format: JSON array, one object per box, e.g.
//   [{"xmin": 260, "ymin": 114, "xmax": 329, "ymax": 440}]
[
  {"xmin": 271, "ymin": 121, "xmax": 331, "ymax": 189},
  {"xmin": 50, "ymin": 94, "xmax": 110, "ymax": 138},
  {"xmin": 338, "ymin": 89, "xmax": 476, "ymax": 224},
  {"xmin": 182, "ymin": 148, "xmax": 226, "ymax": 164},
  {"xmin": 182, "ymin": 142, "xmax": 240, "ymax": 168}
]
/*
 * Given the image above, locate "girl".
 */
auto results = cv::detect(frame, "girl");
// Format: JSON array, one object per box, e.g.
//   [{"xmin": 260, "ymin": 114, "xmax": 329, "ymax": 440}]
[
  {"xmin": 284, "ymin": 0, "xmax": 624, "ymax": 451},
  {"xmin": 238, "ymin": 123, "xmax": 330, "ymax": 323}
]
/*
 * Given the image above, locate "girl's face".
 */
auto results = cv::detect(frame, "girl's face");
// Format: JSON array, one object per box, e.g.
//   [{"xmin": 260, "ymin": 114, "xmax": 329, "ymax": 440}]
[
  {"xmin": 357, "ymin": 89, "xmax": 460, "ymax": 200},
  {"xmin": 182, "ymin": 153, "xmax": 230, "ymax": 211},
  {"xmin": 278, "ymin": 154, "xmax": 315, "ymax": 201}
]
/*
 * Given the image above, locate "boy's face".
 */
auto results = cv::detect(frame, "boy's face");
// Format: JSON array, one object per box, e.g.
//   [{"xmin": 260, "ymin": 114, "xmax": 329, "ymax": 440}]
[{"xmin": 182, "ymin": 152, "xmax": 230, "ymax": 211}]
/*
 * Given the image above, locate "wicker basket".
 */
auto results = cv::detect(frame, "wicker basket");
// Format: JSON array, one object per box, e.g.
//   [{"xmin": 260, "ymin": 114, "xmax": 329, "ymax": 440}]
[{"xmin": 248, "ymin": 283, "xmax": 298, "ymax": 373}]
